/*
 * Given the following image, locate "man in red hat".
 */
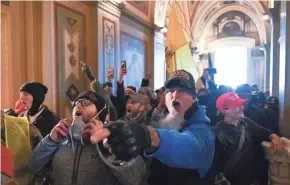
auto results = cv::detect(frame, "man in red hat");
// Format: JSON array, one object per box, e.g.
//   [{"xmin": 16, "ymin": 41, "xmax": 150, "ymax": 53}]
[{"xmin": 213, "ymin": 92, "xmax": 284, "ymax": 185}]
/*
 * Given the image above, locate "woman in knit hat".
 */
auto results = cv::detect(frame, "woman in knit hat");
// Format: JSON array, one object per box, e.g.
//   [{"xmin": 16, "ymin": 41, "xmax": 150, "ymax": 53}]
[{"xmin": 19, "ymin": 82, "xmax": 59, "ymax": 138}]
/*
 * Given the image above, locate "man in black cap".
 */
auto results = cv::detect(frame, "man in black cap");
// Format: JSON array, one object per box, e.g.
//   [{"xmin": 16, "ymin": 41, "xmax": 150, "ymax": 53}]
[
  {"xmin": 94, "ymin": 69, "xmax": 216, "ymax": 185},
  {"xmin": 236, "ymin": 84, "xmax": 267, "ymax": 128},
  {"xmin": 28, "ymin": 90, "xmax": 146, "ymax": 185},
  {"xmin": 19, "ymin": 82, "xmax": 59, "ymax": 139}
]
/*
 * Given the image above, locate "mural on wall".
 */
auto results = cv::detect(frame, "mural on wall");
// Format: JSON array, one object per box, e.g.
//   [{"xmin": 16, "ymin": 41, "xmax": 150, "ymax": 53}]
[
  {"xmin": 128, "ymin": 1, "xmax": 149, "ymax": 15},
  {"xmin": 103, "ymin": 17, "xmax": 116, "ymax": 79},
  {"xmin": 55, "ymin": 3, "xmax": 85, "ymax": 117},
  {"xmin": 120, "ymin": 32, "xmax": 145, "ymax": 91}
]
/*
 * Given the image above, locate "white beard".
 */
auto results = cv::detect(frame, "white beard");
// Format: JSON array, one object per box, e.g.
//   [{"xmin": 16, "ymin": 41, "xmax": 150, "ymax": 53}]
[{"xmin": 158, "ymin": 114, "xmax": 185, "ymax": 130}]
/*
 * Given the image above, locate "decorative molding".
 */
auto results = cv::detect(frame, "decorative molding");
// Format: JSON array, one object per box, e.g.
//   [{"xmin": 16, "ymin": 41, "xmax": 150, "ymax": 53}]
[
  {"xmin": 1, "ymin": 1, "xmax": 9, "ymax": 6},
  {"xmin": 197, "ymin": 5, "xmax": 267, "ymax": 52},
  {"xmin": 81, "ymin": 1, "xmax": 98, "ymax": 8},
  {"xmin": 190, "ymin": 1, "xmax": 269, "ymax": 49},
  {"xmin": 127, "ymin": 1, "xmax": 149, "ymax": 15},
  {"xmin": 96, "ymin": 1, "xmax": 123, "ymax": 18},
  {"xmin": 121, "ymin": 8, "xmax": 155, "ymax": 31},
  {"xmin": 103, "ymin": 17, "xmax": 116, "ymax": 80},
  {"xmin": 207, "ymin": 37, "xmax": 255, "ymax": 52},
  {"xmin": 54, "ymin": 2, "xmax": 86, "ymax": 117}
]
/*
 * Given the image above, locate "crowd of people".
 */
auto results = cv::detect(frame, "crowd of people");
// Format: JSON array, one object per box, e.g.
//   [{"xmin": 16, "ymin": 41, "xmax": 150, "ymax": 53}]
[{"xmin": 1, "ymin": 61, "xmax": 285, "ymax": 185}]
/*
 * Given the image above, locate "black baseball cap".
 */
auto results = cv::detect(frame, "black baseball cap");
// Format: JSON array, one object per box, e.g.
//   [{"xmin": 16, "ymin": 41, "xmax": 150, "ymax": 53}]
[{"xmin": 165, "ymin": 69, "xmax": 196, "ymax": 97}]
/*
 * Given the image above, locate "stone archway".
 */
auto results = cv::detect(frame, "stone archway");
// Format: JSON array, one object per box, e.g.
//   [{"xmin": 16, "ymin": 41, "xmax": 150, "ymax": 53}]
[{"xmin": 190, "ymin": 1, "xmax": 269, "ymax": 52}]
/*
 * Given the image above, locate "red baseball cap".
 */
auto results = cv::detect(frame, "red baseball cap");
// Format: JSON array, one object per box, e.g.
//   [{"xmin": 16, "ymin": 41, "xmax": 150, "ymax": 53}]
[{"xmin": 216, "ymin": 92, "xmax": 248, "ymax": 112}]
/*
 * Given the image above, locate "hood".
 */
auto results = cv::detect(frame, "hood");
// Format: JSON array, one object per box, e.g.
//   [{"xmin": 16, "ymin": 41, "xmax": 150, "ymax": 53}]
[{"xmin": 185, "ymin": 105, "xmax": 211, "ymax": 126}]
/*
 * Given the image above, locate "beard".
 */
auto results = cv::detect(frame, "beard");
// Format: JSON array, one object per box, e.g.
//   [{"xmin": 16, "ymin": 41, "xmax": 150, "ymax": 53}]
[
  {"xmin": 157, "ymin": 114, "xmax": 185, "ymax": 130},
  {"xmin": 125, "ymin": 109, "xmax": 143, "ymax": 121},
  {"xmin": 73, "ymin": 109, "xmax": 91, "ymax": 124}
]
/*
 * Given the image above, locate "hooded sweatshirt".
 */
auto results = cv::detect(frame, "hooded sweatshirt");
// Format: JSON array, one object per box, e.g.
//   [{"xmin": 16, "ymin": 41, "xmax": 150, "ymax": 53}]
[
  {"xmin": 145, "ymin": 106, "xmax": 215, "ymax": 184},
  {"xmin": 28, "ymin": 136, "xmax": 147, "ymax": 185}
]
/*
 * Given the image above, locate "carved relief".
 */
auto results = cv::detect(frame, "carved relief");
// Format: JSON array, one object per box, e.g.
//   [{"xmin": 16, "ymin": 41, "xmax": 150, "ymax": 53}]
[
  {"xmin": 262, "ymin": 138, "xmax": 290, "ymax": 185},
  {"xmin": 55, "ymin": 3, "xmax": 85, "ymax": 117},
  {"xmin": 154, "ymin": 1, "xmax": 168, "ymax": 27},
  {"xmin": 103, "ymin": 17, "xmax": 116, "ymax": 77}
]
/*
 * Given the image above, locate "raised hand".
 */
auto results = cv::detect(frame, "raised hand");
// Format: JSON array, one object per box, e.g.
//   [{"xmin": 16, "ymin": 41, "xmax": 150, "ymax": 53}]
[
  {"xmin": 158, "ymin": 90, "xmax": 166, "ymax": 109},
  {"xmin": 118, "ymin": 66, "xmax": 127, "ymax": 82},
  {"xmin": 145, "ymin": 72, "xmax": 152, "ymax": 80},
  {"xmin": 49, "ymin": 118, "xmax": 70, "ymax": 143},
  {"xmin": 107, "ymin": 66, "xmax": 114, "ymax": 82},
  {"xmin": 82, "ymin": 119, "xmax": 110, "ymax": 144},
  {"xmin": 80, "ymin": 60, "xmax": 87, "ymax": 69}
]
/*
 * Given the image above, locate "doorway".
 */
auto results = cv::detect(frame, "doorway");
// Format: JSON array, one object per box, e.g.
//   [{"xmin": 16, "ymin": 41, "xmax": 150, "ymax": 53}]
[{"xmin": 214, "ymin": 46, "xmax": 248, "ymax": 89}]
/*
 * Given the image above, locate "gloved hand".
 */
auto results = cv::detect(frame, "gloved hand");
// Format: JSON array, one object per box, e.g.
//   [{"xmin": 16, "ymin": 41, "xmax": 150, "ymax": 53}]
[{"xmin": 106, "ymin": 121, "xmax": 152, "ymax": 161}]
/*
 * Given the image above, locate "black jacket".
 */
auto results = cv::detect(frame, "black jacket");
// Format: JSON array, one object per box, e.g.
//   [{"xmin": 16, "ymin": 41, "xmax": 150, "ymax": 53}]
[
  {"xmin": 213, "ymin": 117, "xmax": 273, "ymax": 185},
  {"xmin": 19, "ymin": 106, "xmax": 59, "ymax": 137}
]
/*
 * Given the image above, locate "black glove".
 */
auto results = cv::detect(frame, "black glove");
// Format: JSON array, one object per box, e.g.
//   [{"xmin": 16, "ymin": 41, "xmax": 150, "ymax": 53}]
[
  {"xmin": 106, "ymin": 121, "xmax": 152, "ymax": 161},
  {"xmin": 82, "ymin": 65, "xmax": 95, "ymax": 82}
]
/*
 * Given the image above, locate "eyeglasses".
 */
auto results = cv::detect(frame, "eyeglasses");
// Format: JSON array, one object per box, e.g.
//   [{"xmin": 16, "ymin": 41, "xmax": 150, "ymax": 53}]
[{"xmin": 74, "ymin": 99, "xmax": 92, "ymax": 107}]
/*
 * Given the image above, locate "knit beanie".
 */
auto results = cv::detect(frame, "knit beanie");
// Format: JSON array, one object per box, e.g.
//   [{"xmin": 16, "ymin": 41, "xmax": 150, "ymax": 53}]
[
  {"xmin": 19, "ymin": 82, "xmax": 48, "ymax": 116},
  {"xmin": 73, "ymin": 91, "xmax": 107, "ymax": 122}
]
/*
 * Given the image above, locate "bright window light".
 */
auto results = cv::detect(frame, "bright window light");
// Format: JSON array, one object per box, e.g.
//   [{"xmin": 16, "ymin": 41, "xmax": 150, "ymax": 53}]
[{"xmin": 214, "ymin": 46, "xmax": 248, "ymax": 89}]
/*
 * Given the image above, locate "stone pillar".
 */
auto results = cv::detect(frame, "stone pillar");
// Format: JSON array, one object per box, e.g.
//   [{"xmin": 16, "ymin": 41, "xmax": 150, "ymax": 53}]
[
  {"xmin": 269, "ymin": 2, "xmax": 281, "ymax": 97},
  {"xmin": 264, "ymin": 43, "xmax": 270, "ymax": 91},
  {"xmin": 153, "ymin": 26, "xmax": 166, "ymax": 89},
  {"xmin": 278, "ymin": 1, "xmax": 290, "ymax": 138}
]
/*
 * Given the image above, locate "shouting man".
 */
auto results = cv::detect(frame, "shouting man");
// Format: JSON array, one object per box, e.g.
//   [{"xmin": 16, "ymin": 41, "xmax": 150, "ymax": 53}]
[
  {"xmin": 93, "ymin": 69, "xmax": 216, "ymax": 185},
  {"xmin": 28, "ymin": 90, "xmax": 146, "ymax": 185}
]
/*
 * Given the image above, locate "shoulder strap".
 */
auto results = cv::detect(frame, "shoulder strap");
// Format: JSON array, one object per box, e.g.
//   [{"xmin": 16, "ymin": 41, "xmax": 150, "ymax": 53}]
[
  {"xmin": 237, "ymin": 125, "xmax": 245, "ymax": 151},
  {"xmin": 223, "ymin": 124, "xmax": 246, "ymax": 174}
]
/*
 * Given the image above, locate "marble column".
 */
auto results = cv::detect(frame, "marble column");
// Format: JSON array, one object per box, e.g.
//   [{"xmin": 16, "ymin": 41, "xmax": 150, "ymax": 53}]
[
  {"xmin": 153, "ymin": 26, "xmax": 166, "ymax": 89},
  {"xmin": 264, "ymin": 43, "xmax": 270, "ymax": 91},
  {"xmin": 278, "ymin": 0, "xmax": 290, "ymax": 137},
  {"xmin": 269, "ymin": 2, "xmax": 281, "ymax": 97}
]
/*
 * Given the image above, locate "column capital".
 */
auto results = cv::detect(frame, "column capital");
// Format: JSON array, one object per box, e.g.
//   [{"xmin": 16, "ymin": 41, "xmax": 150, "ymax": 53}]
[{"xmin": 96, "ymin": 1, "xmax": 124, "ymax": 18}]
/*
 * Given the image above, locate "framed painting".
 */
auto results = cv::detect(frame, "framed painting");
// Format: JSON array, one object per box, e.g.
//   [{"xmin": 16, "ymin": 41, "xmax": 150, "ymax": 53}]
[
  {"xmin": 120, "ymin": 32, "xmax": 145, "ymax": 91},
  {"xmin": 103, "ymin": 17, "xmax": 116, "ymax": 80},
  {"xmin": 128, "ymin": 1, "xmax": 149, "ymax": 15},
  {"xmin": 54, "ymin": 2, "xmax": 85, "ymax": 117}
]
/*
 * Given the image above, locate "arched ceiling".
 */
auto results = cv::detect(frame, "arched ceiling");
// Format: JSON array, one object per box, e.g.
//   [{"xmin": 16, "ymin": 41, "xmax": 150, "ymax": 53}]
[{"xmin": 154, "ymin": 0, "xmax": 270, "ymax": 53}]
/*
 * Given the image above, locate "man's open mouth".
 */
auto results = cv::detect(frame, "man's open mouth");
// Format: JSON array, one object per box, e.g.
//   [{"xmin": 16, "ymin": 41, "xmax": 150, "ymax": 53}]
[
  {"xmin": 126, "ymin": 108, "xmax": 132, "ymax": 115},
  {"xmin": 75, "ymin": 110, "xmax": 82, "ymax": 116},
  {"xmin": 173, "ymin": 100, "xmax": 182, "ymax": 110}
]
